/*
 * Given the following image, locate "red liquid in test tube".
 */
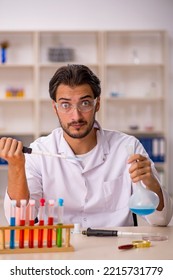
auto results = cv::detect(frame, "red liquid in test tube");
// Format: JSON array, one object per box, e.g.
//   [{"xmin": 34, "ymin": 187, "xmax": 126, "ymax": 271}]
[
  {"xmin": 38, "ymin": 198, "xmax": 45, "ymax": 248},
  {"xmin": 47, "ymin": 217, "xmax": 54, "ymax": 247},
  {"xmin": 19, "ymin": 220, "xmax": 25, "ymax": 248},
  {"xmin": 19, "ymin": 200, "xmax": 27, "ymax": 249},
  {"xmin": 29, "ymin": 219, "xmax": 34, "ymax": 248},
  {"xmin": 47, "ymin": 200, "xmax": 55, "ymax": 248},
  {"xmin": 28, "ymin": 199, "xmax": 35, "ymax": 248},
  {"xmin": 38, "ymin": 220, "xmax": 44, "ymax": 248}
]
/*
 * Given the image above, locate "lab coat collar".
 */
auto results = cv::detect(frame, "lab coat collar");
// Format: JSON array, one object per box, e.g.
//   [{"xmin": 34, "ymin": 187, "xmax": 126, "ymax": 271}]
[{"xmin": 58, "ymin": 120, "xmax": 110, "ymax": 169}]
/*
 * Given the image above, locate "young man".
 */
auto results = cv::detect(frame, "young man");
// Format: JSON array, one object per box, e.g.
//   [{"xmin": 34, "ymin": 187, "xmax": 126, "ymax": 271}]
[{"xmin": 1, "ymin": 64, "xmax": 173, "ymax": 227}]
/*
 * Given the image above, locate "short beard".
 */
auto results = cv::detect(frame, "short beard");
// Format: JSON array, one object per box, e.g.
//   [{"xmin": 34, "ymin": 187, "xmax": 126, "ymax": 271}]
[{"xmin": 58, "ymin": 116, "xmax": 95, "ymax": 139}]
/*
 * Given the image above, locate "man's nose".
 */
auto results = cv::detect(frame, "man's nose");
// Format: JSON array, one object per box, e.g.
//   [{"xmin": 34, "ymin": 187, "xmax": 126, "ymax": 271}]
[{"xmin": 71, "ymin": 106, "xmax": 82, "ymax": 118}]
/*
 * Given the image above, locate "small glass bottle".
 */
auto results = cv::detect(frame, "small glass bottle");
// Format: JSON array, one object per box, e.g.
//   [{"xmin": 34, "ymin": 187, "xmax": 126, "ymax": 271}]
[
  {"xmin": 132, "ymin": 49, "xmax": 140, "ymax": 65},
  {"xmin": 144, "ymin": 105, "xmax": 154, "ymax": 131},
  {"xmin": 128, "ymin": 105, "xmax": 139, "ymax": 131}
]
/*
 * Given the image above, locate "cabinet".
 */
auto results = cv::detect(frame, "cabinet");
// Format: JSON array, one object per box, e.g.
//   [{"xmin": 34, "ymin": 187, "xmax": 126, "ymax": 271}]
[
  {"xmin": 0, "ymin": 32, "xmax": 37, "ymax": 145},
  {"xmin": 0, "ymin": 30, "xmax": 169, "ymax": 191},
  {"xmin": 101, "ymin": 30, "xmax": 168, "ymax": 188}
]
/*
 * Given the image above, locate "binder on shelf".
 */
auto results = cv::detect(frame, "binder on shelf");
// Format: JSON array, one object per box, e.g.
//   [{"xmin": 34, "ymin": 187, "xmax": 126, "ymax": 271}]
[
  {"xmin": 152, "ymin": 138, "xmax": 159, "ymax": 162},
  {"xmin": 0, "ymin": 158, "xmax": 8, "ymax": 165},
  {"xmin": 138, "ymin": 137, "xmax": 165, "ymax": 163},
  {"xmin": 159, "ymin": 138, "xmax": 165, "ymax": 162}
]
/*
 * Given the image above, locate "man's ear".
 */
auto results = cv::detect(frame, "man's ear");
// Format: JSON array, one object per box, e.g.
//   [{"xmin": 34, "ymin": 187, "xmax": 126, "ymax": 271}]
[
  {"xmin": 52, "ymin": 100, "xmax": 58, "ymax": 115},
  {"xmin": 95, "ymin": 97, "xmax": 100, "ymax": 112}
]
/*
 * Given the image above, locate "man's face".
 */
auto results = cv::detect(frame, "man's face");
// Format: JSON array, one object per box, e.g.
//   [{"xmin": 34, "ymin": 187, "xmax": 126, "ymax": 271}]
[{"xmin": 53, "ymin": 84, "xmax": 100, "ymax": 139}]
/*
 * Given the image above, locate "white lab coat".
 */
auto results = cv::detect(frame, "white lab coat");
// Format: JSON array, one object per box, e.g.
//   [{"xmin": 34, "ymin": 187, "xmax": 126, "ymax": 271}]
[{"xmin": 4, "ymin": 121, "xmax": 173, "ymax": 227}]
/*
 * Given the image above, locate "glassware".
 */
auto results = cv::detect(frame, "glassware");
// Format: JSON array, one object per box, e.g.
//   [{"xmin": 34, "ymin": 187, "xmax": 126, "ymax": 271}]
[
  {"xmin": 127, "ymin": 145, "xmax": 159, "ymax": 216},
  {"xmin": 129, "ymin": 181, "xmax": 159, "ymax": 216}
]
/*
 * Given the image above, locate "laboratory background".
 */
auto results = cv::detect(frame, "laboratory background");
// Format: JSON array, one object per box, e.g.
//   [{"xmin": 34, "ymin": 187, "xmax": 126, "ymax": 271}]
[{"xmin": 0, "ymin": 0, "xmax": 173, "ymax": 225}]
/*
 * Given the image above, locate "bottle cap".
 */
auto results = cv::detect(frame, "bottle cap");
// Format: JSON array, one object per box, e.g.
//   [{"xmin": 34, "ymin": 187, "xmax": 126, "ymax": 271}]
[
  {"xmin": 58, "ymin": 198, "xmax": 64, "ymax": 206},
  {"xmin": 20, "ymin": 199, "xmax": 27, "ymax": 206},
  {"xmin": 10, "ymin": 200, "xmax": 17, "ymax": 207},
  {"xmin": 29, "ymin": 199, "xmax": 35, "ymax": 206},
  {"xmin": 48, "ymin": 199, "xmax": 55, "ymax": 206},
  {"xmin": 40, "ymin": 198, "xmax": 45, "ymax": 206}
]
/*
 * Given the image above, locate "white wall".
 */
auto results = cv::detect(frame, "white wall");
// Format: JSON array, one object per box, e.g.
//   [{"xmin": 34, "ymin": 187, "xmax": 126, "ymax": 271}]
[
  {"xmin": 0, "ymin": 0, "xmax": 173, "ymax": 31},
  {"xmin": 0, "ymin": 0, "xmax": 173, "ymax": 194}
]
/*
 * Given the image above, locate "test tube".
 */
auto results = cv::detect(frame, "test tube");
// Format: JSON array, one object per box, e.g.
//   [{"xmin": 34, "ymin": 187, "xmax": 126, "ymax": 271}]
[
  {"xmin": 19, "ymin": 199, "xmax": 27, "ymax": 249},
  {"xmin": 10, "ymin": 200, "xmax": 16, "ymax": 249},
  {"xmin": 47, "ymin": 200, "xmax": 55, "ymax": 248},
  {"xmin": 38, "ymin": 198, "xmax": 45, "ymax": 248},
  {"xmin": 28, "ymin": 199, "xmax": 35, "ymax": 248},
  {"xmin": 56, "ymin": 198, "xmax": 64, "ymax": 247}
]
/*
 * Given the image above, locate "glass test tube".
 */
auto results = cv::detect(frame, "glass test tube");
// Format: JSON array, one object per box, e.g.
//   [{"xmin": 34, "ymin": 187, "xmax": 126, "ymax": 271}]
[
  {"xmin": 56, "ymin": 198, "xmax": 64, "ymax": 247},
  {"xmin": 47, "ymin": 200, "xmax": 55, "ymax": 248},
  {"xmin": 38, "ymin": 198, "xmax": 45, "ymax": 248},
  {"xmin": 10, "ymin": 200, "xmax": 16, "ymax": 249},
  {"xmin": 19, "ymin": 199, "xmax": 27, "ymax": 249},
  {"xmin": 28, "ymin": 199, "xmax": 35, "ymax": 248}
]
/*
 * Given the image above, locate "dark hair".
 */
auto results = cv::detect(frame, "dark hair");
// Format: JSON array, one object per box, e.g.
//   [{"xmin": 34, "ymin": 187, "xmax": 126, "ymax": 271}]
[{"xmin": 49, "ymin": 64, "xmax": 101, "ymax": 101}]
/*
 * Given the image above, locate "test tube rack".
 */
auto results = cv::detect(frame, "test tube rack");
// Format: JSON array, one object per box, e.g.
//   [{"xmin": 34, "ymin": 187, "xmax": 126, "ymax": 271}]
[{"xmin": 0, "ymin": 224, "xmax": 74, "ymax": 254}]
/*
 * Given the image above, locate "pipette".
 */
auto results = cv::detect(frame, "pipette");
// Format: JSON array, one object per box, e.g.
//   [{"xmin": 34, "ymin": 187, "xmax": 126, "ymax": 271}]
[
  {"xmin": 82, "ymin": 228, "xmax": 166, "ymax": 239},
  {"xmin": 47, "ymin": 199, "xmax": 55, "ymax": 248},
  {"xmin": 38, "ymin": 198, "xmax": 45, "ymax": 248},
  {"xmin": 28, "ymin": 199, "xmax": 35, "ymax": 248},
  {"xmin": 10, "ymin": 200, "xmax": 16, "ymax": 249},
  {"xmin": 22, "ymin": 146, "xmax": 82, "ymax": 161},
  {"xmin": 56, "ymin": 198, "xmax": 64, "ymax": 247},
  {"xmin": 19, "ymin": 199, "xmax": 27, "ymax": 248}
]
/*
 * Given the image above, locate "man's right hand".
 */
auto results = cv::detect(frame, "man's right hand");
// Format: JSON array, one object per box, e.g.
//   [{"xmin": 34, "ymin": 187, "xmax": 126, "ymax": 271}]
[{"xmin": 0, "ymin": 137, "xmax": 25, "ymax": 167}]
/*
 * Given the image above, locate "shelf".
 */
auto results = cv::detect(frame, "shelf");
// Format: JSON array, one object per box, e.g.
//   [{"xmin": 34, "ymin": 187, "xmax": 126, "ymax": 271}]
[
  {"xmin": 0, "ymin": 98, "xmax": 34, "ymax": 102},
  {"xmin": 105, "ymin": 97, "xmax": 164, "ymax": 102},
  {"xmin": 105, "ymin": 63, "xmax": 164, "ymax": 68},
  {"xmin": 0, "ymin": 64, "xmax": 34, "ymax": 68},
  {"xmin": 39, "ymin": 62, "xmax": 99, "ymax": 68},
  {"xmin": 123, "ymin": 130, "xmax": 165, "ymax": 136},
  {"xmin": 0, "ymin": 131, "xmax": 35, "ymax": 136}
]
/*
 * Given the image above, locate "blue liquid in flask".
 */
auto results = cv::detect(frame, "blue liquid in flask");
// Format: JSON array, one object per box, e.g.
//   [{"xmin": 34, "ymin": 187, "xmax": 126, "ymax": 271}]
[
  {"xmin": 130, "ymin": 207, "xmax": 155, "ymax": 216},
  {"xmin": 129, "ymin": 181, "xmax": 159, "ymax": 216}
]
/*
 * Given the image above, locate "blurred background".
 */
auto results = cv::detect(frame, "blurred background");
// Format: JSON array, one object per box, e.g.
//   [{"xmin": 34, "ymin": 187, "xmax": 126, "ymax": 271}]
[{"xmin": 0, "ymin": 0, "xmax": 173, "ymax": 224}]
